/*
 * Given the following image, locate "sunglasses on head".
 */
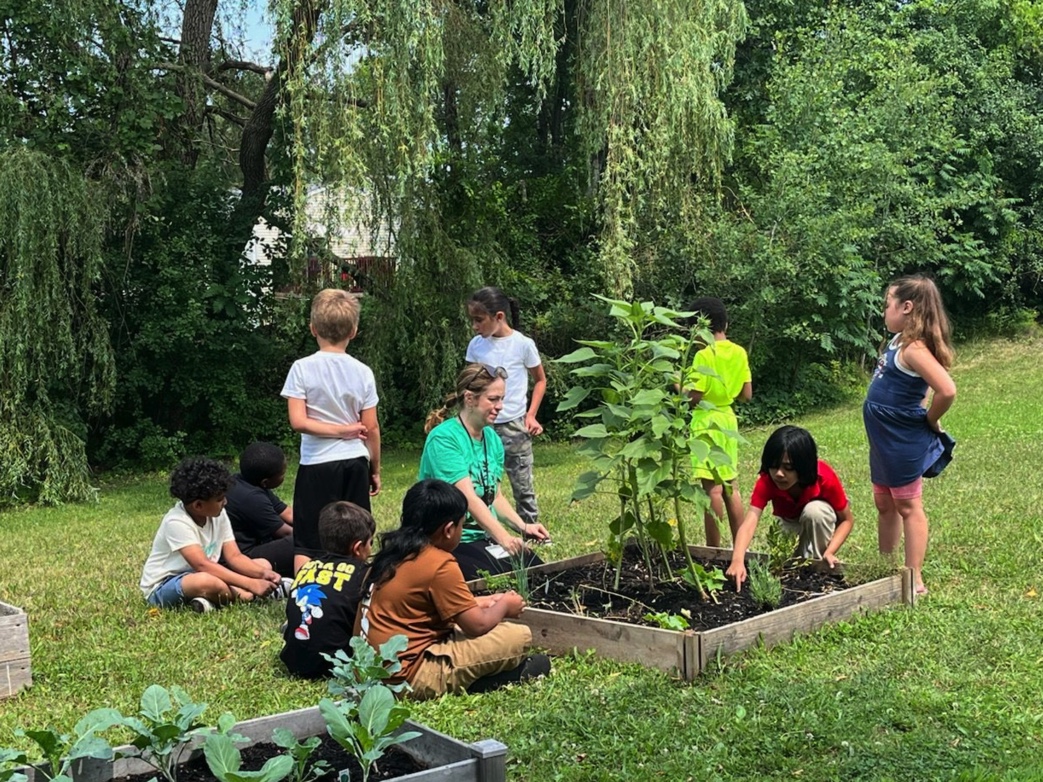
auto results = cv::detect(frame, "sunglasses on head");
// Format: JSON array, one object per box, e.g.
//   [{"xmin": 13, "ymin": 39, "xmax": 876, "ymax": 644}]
[{"xmin": 468, "ymin": 364, "xmax": 508, "ymax": 385}]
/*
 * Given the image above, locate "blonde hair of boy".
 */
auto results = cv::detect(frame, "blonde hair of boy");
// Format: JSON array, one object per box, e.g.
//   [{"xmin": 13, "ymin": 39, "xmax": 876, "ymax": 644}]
[{"xmin": 310, "ymin": 289, "xmax": 359, "ymax": 343}]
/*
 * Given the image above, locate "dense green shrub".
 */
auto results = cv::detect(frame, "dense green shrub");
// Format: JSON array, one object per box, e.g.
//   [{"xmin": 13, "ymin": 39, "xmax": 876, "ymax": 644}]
[{"xmin": 90, "ymin": 167, "xmax": 299, "ymax": 469}]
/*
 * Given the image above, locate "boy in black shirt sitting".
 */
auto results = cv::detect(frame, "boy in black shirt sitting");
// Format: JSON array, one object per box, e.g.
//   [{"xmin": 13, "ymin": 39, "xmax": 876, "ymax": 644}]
[
  {"xmin": 280, "ymin": 501, "xmax": 374, "ymax": 679},
  {"xmin": 225, "ymin": 442, "xmax": 295, "ymax": 577}
]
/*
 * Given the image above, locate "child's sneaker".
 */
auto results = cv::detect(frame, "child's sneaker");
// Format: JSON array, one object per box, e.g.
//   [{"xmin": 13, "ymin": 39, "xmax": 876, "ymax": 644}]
[
  {"xmin": 271, "ymin": 577, "xmax": 294, "ymax": 600},
  {"xmin": 189, "ymin": 597, "xmax": 214, "ymax": 613}
]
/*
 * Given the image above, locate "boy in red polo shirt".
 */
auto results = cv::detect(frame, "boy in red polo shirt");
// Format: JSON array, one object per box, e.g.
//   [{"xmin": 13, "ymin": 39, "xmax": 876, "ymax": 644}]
[{"xmin": 727, "ymin": 426, "xmax": 854, "ymax": 590}]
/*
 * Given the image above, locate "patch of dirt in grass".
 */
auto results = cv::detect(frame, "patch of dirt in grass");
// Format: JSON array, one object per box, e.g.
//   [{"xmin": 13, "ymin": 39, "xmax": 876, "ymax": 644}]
[
  {"xmin": 517, "ymin": 549, "xmax": 849, "ymax": 630},
  {"xmin": 115, "ymin": 735, "xmax": 423, "ymax": 782}
]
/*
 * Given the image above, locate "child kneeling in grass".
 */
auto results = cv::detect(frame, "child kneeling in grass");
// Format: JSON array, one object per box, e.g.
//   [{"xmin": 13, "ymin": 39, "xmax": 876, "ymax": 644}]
[
  {"xmin": 281, "ymin": 501, "xmax": 374, "ymax": 679},
  {"xmin": 140, "ymin": 457, "xmax": 288, "ymax": 613},
  {"xmin": 356, "ymin": 478, "xmax": 550, "ymax": 700}
]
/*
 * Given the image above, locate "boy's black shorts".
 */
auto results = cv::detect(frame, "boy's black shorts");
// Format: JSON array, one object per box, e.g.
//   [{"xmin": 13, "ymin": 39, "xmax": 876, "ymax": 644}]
[{"xmin": 292, "ymin": 456, "xmax": 371, "ymax": 559}]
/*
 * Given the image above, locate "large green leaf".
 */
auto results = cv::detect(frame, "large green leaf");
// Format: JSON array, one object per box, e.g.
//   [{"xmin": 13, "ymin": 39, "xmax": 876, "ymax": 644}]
[
  {"xmin": 556, "ymin": 347, "xmax": 598, "ymax": 364},
  {"xmin": 631, "ymin": 389, "xmax": 666, "ymax": 407},
  {"xmin": 139, "ymin": 686, "xmax": 173, "ymax": 722},
  {"xmin": 573, "ymin": 363, "xmax": 617, "ymax": 378},
  {"xmin": 203, "ymin": 734, "xmax": 241, "ymax": 780},
  {"xmin": 574, "ymin": 423, "xmax": 609, "ymax": 438},
  {"xmin": 556, "ymin": 386, "xmax": 590, "ymax": 412}
]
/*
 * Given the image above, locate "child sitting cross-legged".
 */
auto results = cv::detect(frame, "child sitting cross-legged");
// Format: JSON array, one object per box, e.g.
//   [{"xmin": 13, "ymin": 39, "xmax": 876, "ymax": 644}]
[
  {"xmin": 280, "ymin": 501, "xmax": 374, "ymax": 679},
  {"xmin": 355, "ymin": 478, "xmax": 550, "ymax": 700},
  {"xmin": 140, "ymin": 457, "xmax": 288, "ymax": 613}
]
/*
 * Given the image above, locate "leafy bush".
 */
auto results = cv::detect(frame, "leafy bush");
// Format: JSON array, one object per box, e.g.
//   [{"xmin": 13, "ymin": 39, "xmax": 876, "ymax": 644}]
[{"xmin": 92, "ymin": 167, "xmax": 298, "ymax": 469}]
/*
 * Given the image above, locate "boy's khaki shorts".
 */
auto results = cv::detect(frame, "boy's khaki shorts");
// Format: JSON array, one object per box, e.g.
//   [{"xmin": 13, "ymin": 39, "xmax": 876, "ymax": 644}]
[{"xmin": 408, "ymin": 623, "xmax": 531, "ymax": 700}]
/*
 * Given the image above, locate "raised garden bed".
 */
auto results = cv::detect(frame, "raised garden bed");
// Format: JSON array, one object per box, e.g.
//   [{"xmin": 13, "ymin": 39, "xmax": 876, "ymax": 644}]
[
  {"xmin": 0, "ymin": 599, "xmax": 31, "ymax": 698},
  {"xmin": 470, "ymin": 546, "xmax": 916, "ymax": 680},
  {"xmin": 20, "ymin": 706, "xmax": 506, "ymax": 782}
]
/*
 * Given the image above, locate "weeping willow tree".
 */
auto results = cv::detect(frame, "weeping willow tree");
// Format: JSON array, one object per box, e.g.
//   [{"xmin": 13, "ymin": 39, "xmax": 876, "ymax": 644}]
[
  {"xmin": 272, "ymin": 0, "xmax": 746, "ymax": 423},
  {"xmin": 0, "ymin": 149, "xmax": 115, "ymax": 505}
]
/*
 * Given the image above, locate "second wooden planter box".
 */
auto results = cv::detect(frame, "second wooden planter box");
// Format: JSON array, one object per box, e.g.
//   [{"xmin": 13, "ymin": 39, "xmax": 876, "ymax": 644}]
[
  {"xmin": 470, "ymin": 546, "xmax": 916, "ymax": 681},
  {"xmin": 22, "ymin": 706, "xmax": 506, "ymax": 782},
  {"xmin": 0, "ymin": 599, "xmax": 31, "ymax": 698}
]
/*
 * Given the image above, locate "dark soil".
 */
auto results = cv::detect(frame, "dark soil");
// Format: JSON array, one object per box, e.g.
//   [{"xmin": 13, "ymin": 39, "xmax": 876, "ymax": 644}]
[
  {"xmin": 513, "ymin": 549, "xmax": 848, "ymax": 631},
  {"xmin": 114, "ymin": 734, "xmax": 423, "ymax": 782}
]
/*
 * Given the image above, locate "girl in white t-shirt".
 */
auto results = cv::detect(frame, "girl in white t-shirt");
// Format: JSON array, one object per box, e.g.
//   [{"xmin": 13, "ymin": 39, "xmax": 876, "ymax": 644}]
[{"xmin": 465, "ymin": 287, "xmax": 546, "ymax": 528}]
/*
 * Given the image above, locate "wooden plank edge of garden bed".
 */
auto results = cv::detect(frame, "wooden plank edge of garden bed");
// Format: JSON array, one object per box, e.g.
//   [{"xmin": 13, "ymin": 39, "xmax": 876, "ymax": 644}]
[
  {"xmin": 519, "ymin": 607, "xmax": 696, "ymax": 680},
  {"xmin": 694, "ymin": 569, "xmax": 915, "ymax": 673},
  {"xmin": 0, "ymin": 600, "xmax": 31, "ymax": 698},
  {"xmin": 20, "ymin": 707, "xmax": 507, "ymax": 782}
]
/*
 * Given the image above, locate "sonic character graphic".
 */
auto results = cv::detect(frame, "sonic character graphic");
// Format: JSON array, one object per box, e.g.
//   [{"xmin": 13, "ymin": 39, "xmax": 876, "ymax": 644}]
[{"xmin": 292, "ymin": 584, "xmax": 327, "ymax": 640}]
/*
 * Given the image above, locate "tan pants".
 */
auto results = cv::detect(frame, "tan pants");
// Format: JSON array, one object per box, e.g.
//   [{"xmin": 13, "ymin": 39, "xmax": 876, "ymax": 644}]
[
  {"xmin": 408, "ymin": 623, "xmax": 532, "ymax": 700},
  {"xmin": 779, "ymin": 500, "xmax": 836, "ymax": 560}
]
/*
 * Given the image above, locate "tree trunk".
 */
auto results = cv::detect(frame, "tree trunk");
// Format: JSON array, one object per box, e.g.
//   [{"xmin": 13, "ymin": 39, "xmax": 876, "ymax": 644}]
[{"xmin": 175, "ymin": 0, "xmax": 219, "ymax": 167}]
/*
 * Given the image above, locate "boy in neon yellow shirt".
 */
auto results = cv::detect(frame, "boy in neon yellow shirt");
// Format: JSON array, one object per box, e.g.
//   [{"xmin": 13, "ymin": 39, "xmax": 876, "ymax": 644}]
[{"xmin": 686, "ymin": 298, "xmax": 752, "ymax": 547}]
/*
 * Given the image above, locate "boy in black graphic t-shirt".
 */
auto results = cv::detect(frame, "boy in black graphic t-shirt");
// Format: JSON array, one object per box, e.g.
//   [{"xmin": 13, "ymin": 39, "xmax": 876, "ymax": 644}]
[{"xmin": 280, "ymin": 501, "xmax": 374, "ymax": 679}]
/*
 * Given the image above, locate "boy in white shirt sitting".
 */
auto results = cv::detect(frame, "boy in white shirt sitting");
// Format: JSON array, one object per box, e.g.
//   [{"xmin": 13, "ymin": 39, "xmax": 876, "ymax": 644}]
[{"xmin": 140, "ymin": 457, "xmax": 288, "ymax": 612}]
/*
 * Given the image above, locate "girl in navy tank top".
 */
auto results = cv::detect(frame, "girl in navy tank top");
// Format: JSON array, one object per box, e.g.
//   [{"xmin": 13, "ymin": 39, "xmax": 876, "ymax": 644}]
[{"xmin": 863, "ymin": 275, "xmax": 955, "ymax": 595}]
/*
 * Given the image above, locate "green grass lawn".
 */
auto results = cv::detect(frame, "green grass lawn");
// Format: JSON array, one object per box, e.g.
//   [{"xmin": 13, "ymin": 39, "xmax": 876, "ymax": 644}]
[{"xmin": 2, "ymin": 335, "xmax": 1042, "ymax": 780}]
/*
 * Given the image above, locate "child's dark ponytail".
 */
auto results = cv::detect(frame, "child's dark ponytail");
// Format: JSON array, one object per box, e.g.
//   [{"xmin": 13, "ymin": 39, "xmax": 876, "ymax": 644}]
[
  {"xmin": 367, "ymin": 480, "xmax": 468, "ymax": 588},
  {"xmin": 469, "ymin": 286, "xmax": 521, "ymax": 329}
]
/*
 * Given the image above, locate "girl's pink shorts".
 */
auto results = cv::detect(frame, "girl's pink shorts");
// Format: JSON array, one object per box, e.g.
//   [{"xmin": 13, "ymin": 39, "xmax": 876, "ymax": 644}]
[{"xmin": 873, "ymin": 478, "xmax": 923, "ymax": 500}]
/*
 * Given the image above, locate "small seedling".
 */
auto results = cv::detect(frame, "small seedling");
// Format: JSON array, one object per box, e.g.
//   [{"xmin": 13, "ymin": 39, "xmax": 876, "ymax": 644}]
[
  {"xmin": 203, "ymin": 733, "xmax": 293, "ymax": 782},
  {"xmin": 116, "ymin": 685, "xmax": 220, "ymax": 782},
  {"xmin": 681, "ymin": 562, "xmax": 726, "ymax": 602},
  {"xmin": 643, "ymin": 610, "xmax": 691, "ymax": 631},
  {"xmin": 765, "ymin": 523, "xmax": 800, "ymax": 574},
  {"xmin": 476, "ymin": 551, "xmax": 531, "ymax": 600},
  {"xmin": 271, "ymin": 730, "xmax": 330, "ymax": 782},
  {"xmin": 320, "ymin": 688, "xmax": 421, "ymax": 782},
  {"xmin": 747, "ymin": 560, "xmax": 783, "ymax": 609},
  {"xmin": 0, "ymin": 747, "xmax": 29, "ymax": 782},
  {"xmin": 16, "ymin": 708, "xmax": 121, "ymax": 782},
  {"xmin": 324, "ymin": 635, "xmax": 410, "ymax": 699},
  {"xmin": 475, "ymin": 569, "xmax": 512, "ymax": 593}
]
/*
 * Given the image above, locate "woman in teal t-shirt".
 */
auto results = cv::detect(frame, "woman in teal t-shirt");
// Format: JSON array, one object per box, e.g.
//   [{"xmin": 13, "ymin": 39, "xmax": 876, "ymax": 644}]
[{"xmin": 419, "ymin": 363, "xmax": 550, "ymax": 580}]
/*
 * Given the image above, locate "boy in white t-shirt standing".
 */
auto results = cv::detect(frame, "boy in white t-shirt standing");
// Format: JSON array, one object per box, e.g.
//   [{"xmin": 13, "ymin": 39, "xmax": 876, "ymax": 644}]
[
  {"xmin": 282, "ymin": 289, "xmax": 380, "ymax": 573},
  {"xmin": 140, "ymin": 457, "xmax": 286, "ymax": 613},
  {"xmin": 465, "ymin": 287, "xmax": 546, "ymax": 527}
]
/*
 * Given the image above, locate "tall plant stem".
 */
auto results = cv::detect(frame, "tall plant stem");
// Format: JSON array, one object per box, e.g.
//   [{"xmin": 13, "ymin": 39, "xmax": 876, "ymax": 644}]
[
  {"xmin": 614, "ymin": 482, "xmax": 628, "ymax": 590},
  {"xmin": 673, "ymin": 479, "xmax": 708, "ymax": 601},
  {"xmin": 648, "ymin": 496, "xmax": 672, "ymax": 584}
]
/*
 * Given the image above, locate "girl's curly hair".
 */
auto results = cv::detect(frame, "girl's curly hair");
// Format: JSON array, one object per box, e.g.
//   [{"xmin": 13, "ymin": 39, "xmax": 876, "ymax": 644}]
[{"xmin": 169, "ymin": 457, "xmax": 234, "ymax": 504}]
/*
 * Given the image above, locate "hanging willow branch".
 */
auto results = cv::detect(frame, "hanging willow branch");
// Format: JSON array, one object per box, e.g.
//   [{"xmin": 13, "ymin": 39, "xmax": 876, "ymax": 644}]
[
  {"xmin": 0, "ymin": 148, "xmax": 115, "ymax": 505},
  {"xmin": 273, "ymin": 0, "xmax": 560, "ymax": 269},
  {"xmin": 575, "ymin": 0, "xmax": 748, "ymax": 294},
  {"xmin": 273, "ymin": 0, "xmax": 745, "ymax": 296}
]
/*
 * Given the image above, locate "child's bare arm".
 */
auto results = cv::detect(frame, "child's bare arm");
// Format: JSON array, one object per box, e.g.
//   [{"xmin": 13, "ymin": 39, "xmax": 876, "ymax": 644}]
[
  {"xmin": 525, "ymin": 365, "xmax": 547, "ymax": 435},
  {"xmin": 454, "ymin": 591, "xmax": 525, "ymax": 637},
  {"xmin": 181, "ymin": 543, "xmax": 277, "ymax": 596},
  {"xmin": 902, "ymin": 341, "xmax": 956, "ymax": 429},
  {"xmin": 361, "ymin": 406, "xmax": 381, "ymax": 494},
  {"xmin": 822, "ymin": 505, "xmax": 854, "ymax": 568},
  {"xmin": 727, "ymin": 506, "xmax": 764, "ymax": 590},
  {"xmin": 287, "ymin": 398, "xmax": 367, "ymax": 440}
]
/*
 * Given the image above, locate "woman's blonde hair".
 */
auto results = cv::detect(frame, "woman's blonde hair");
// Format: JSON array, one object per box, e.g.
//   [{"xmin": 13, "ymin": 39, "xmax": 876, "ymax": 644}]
[
  {"xmin": 889, "ymin": 274, "xmax": 954, "ymax": 369},
  {"xmin": 424, "ymin": 363, "xmax": 507, "ymax": 433}
]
